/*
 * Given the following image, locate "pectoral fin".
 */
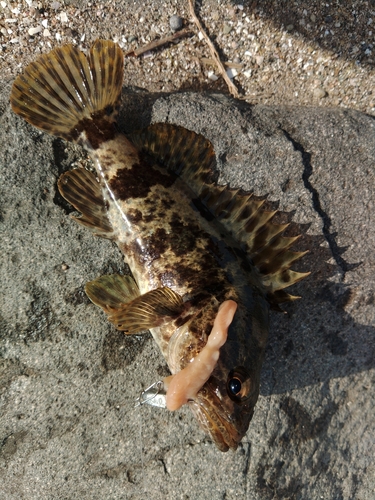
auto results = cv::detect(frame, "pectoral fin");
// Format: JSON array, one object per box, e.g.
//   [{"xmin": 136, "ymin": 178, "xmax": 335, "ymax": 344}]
[{"xmin": 85, "ymin": 274, "xmax": 184, "ymax": 334}]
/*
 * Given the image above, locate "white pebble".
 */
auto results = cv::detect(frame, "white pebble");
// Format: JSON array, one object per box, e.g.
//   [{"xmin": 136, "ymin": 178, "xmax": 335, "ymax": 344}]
[
  {"xmin": 56, "ymin": 32, "xmax": 61, "ymax": 41},
  {"xmin": 207, "ymin": 71, "xmax": 218, "ymax": 81},
  {"xmin": 43, "ymin": 29, "xmax": 50, "ymax": 37},
  {"xmin": 243, "ymin": 69, "xmax": 252, "ymax": 78},
  {"xmin": 28, "ymin": 26, "xmax": 42, "ymax": 36},
  {"xmin": 198, "ymin": 31, "xmax": 204, "ymax": 40},
  {"xmin": 42, "ymin": 19, "xmax": 48, "ymax": 28},
  {"xmin": 226, "ymin": 68, "xmax": 238, "ymax": 79},
  {"xmin": 59, "ymin": 12, "xmax": 68, "ymax": 23},
  {"xmin": 11, "ymin": 7, "xmax": 20, "ymax": 15},
  {"xmin": 0, "ymin": 1, "xmax": 7, "ymax": 7}
]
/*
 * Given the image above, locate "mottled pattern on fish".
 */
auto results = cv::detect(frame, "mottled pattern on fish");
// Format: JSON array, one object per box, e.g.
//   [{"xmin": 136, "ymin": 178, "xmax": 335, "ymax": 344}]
[{"xmin": 10, "ymin": 40, "xmax": 309, "ymax": 451}]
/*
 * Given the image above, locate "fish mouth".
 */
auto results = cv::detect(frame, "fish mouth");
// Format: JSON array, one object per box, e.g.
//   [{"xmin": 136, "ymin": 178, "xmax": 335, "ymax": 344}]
[{"xmin": 188, "ymin": 387, "xmax": 251, "ymax": 452}]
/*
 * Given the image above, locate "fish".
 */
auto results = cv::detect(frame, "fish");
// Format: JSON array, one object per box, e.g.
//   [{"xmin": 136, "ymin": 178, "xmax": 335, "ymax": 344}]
[{"xmin": 10, "ymin": 40, "xmax": 309, "ymax": 452}]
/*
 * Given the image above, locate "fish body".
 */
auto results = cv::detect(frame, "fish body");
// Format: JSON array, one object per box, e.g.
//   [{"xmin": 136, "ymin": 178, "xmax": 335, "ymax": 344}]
[{"xmin": 10, "ymin": 40, "xmax": 308, "ymax": 451}]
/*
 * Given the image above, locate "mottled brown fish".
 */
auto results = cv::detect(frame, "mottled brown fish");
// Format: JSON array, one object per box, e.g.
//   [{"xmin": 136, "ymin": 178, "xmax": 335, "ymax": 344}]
[{"xmin": 10, "ymin": 40, "xmax": 309, "ymax": 452}]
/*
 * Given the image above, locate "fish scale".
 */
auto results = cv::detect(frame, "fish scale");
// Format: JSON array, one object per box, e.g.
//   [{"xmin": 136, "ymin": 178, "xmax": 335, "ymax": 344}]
[{"xmin": 10, "ymin": 39, "xmax": 309, "ymax": 452}]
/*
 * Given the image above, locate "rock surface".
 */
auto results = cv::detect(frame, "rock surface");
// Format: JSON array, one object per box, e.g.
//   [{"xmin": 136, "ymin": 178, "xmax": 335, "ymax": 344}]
[{"xmin": 1, "ymin": 82, "xmax": 374, "ymax": 499}]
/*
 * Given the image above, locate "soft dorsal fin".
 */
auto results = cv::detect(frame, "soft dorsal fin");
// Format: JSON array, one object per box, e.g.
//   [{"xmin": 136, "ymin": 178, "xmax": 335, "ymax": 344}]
[
  {"xmin": 129, "ymin": 123, "xmax": 309, "ymax": 306},
  {"xmin": 128, "ymin": 123, "xmax": 216, "ymax": 197}
]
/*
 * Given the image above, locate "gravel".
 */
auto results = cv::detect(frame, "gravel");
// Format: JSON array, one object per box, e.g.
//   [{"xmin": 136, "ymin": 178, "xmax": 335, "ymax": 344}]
[{"xmin": 0, "ymin": 0, "xmax": 374, "ymax": 114}]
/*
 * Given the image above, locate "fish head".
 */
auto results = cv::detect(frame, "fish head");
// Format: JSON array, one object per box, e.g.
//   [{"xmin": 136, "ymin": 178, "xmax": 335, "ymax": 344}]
[{"xmin": 169, "ymin": 295, "xmax": 270, "ymax": 452}]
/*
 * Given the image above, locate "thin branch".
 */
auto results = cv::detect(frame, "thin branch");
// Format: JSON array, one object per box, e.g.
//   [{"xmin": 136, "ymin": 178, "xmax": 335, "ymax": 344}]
[
  {"xmin": 187, "ymin": 0, "xmax": 240, "ymax": 98},
  {"xmin": 125, "ymin": 29, "xmax": 193, "ymax": 57},
  {"xmin": 201, "ymin": 57, "xmax": 243, "ymax": 70}
]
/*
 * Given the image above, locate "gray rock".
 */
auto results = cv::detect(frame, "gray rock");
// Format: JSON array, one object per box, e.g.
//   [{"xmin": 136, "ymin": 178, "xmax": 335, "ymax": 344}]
[
  {"xmin": 169, "ymin": 14, "xmax": 183, "ymax": 32},
  {"xmin": 1, "ymin": 82, "xmax": 374, "ymax": 499}
]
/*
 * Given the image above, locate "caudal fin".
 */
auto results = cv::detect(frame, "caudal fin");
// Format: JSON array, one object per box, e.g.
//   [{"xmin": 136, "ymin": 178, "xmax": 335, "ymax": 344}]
[{"xmin": 10, "ymin": 40, "xmax": 124, "ymax": 144}]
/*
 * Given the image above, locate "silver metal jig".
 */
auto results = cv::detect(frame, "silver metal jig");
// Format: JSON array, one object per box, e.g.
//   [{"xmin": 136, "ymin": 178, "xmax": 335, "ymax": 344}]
[{"xmin": 135, "ymin": 380, "xmax": 167, "ymax": 409}]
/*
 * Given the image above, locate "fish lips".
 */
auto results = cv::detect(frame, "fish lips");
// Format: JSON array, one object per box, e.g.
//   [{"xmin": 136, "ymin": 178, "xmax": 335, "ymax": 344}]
[{"xmin": 188, "ymin": 382, "xmax": 255, "ymax": 452}]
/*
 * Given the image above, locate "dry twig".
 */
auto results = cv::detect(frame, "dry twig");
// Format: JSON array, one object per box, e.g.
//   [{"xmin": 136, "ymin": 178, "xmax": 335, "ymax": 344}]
[
  {"xmin": 187, "ymin": 0, "xmax": 240, "ymax": 98},
  {"xmin": 125, "ymin": 28, "xmax": 193, "ymax": 57}
]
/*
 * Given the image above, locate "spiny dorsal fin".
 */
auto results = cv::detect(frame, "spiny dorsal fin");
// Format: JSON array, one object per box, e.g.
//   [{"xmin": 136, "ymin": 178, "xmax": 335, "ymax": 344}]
[
  {"xmin": 58, "ymin": 168, "xmax": 114, "ymax": 238},
  {"xmin": 201, "ymin": 182, "xmax": 310, "ymax": 303},
  {"xmin": 10, "ymin": 40, "xmax": 124, "ymax": 142},
  {"xmin": 129, "ymin": 123, "xmax": 309, "ymax": 306},
  {"xmin": 86, "ymin": 278, "xmax": 185, "ymax": 334}
]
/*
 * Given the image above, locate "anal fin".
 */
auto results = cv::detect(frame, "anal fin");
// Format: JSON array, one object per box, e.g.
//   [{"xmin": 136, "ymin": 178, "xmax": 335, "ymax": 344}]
[
  {"xmin": 58, "ymin": 168, "xmax": 114, "ymax": 238},
  {"xmin": 85, "ymin": 274, "xmax": 140, "ymax": 311},
  {"xmin": 85, "ymin": 274, "xmax": 185, "ymax": 334}
]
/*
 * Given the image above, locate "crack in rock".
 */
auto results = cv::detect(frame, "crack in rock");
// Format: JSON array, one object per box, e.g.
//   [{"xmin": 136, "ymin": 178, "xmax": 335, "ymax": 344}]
[{"xmin": 281, "ymin": 128, "xmax": 350, "ymax": 279}]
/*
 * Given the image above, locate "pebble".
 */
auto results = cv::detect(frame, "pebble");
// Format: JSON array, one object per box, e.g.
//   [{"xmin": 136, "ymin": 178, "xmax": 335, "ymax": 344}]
[
  {"xmin": 207, "ymin": 71, "xmax": 219, "ymax": 81},
  {"xmin": 226, "ymin": 68, "xmax": 238, "ymax": 79},
  {"xmin": 313, "ymin": 87, "xmax": 327, "ymax": 99},
  {"xmin": 169, "ymin": 14, "xmax": 183, "ymax": 32},
  {"xmin": 28, "ymin": 26, "xmax": 42, "ymax": 36},
  {"xmin": 310, "ymin": 14, "xmax": 316, "ymax": 22},
  {"xmin": 223, "ymin": 23, "xmax": 232, "ymax": 35}
]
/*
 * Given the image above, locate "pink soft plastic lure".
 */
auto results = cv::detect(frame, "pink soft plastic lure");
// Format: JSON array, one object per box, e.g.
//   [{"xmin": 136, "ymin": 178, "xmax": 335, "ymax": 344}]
[{"xmin": 164, "ymin": 300, "xmax": 238, "ymax": 411}]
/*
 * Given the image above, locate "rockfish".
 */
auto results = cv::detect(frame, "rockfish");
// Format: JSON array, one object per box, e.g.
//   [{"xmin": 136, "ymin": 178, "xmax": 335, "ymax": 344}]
[{"xmin": 10, "ymin": 40, "xmax": 308, "ymax": 451}]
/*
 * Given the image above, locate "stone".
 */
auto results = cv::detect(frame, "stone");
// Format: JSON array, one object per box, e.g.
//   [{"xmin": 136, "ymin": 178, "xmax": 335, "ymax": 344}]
[
  {"xmin": 1, "ymin": 82, "xmax": 374, "ymax": 499},
  {"xmin": 169, "ymin": 14, "xmax": 183, "ymax": 32},
  {"xmin": 313, "ymin": 87, "xmax": 328, "ymax": 98}
]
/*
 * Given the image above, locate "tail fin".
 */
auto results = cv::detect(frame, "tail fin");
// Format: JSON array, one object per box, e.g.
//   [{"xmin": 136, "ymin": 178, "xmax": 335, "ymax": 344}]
[{"xmin": 10, "ymin": 40, "xmax": 124, "ymax": 144}]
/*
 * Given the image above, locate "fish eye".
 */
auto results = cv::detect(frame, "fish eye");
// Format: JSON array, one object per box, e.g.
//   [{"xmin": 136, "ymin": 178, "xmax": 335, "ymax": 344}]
[
  {"xmin": 228, "ymin": 377, "xmax": 242, "ymax": 396},
  {"xmin": 226, "ymin": 367, "xmax": 251, "ymax": 403}
]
